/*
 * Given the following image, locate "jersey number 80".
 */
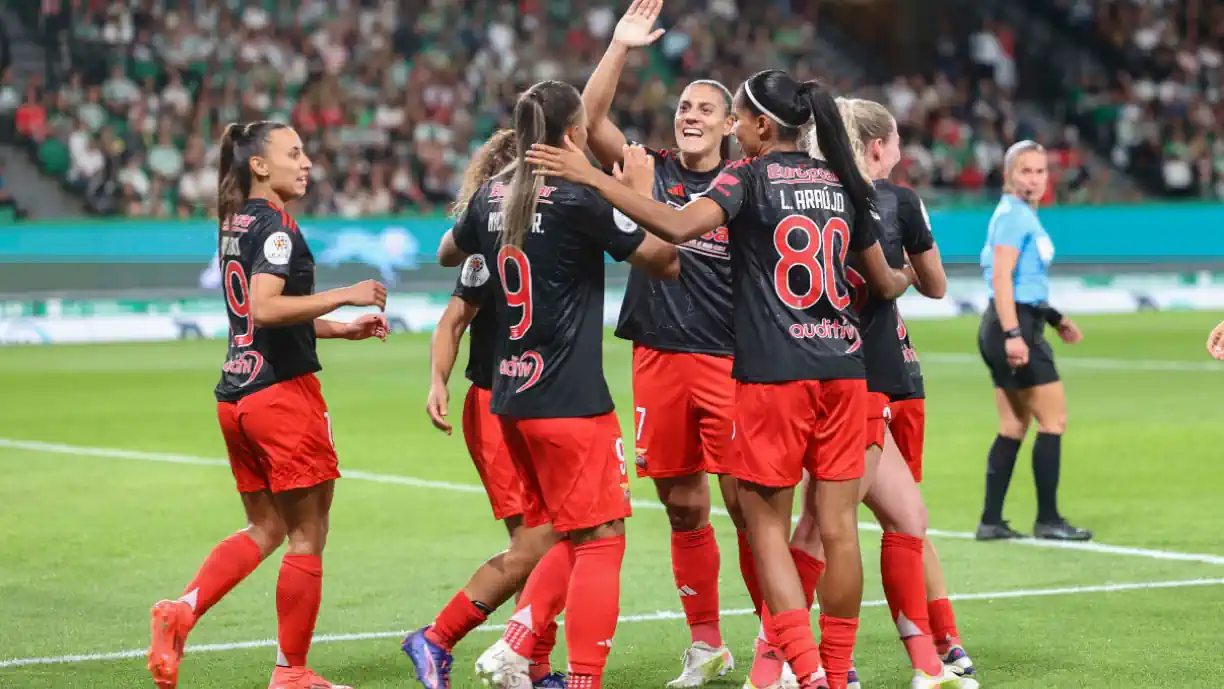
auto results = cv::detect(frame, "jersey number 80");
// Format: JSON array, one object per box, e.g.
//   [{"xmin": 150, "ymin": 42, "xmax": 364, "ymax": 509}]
[{"xmin": 772, "ymin": 215, "xmax": 851, "ymax": 311}]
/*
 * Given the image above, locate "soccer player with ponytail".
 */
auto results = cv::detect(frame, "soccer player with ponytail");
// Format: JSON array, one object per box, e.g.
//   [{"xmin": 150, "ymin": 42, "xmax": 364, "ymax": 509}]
[
  {"xmin": 438, "ymin": 80, "xmax": 680, "ymax": 689},
  {"xmin": 528, "ymin": 70, "xmax": 912, "ymax": 689},
  {"xmin": 146, "ymin": 121, "xmax": 388, "ymax": 689}
]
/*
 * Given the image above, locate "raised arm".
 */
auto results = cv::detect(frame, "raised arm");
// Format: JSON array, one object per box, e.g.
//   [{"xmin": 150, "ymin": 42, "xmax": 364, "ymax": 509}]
[{"xmin": 584, "ymin": 0, "xmax": 666, "ymax": 168}]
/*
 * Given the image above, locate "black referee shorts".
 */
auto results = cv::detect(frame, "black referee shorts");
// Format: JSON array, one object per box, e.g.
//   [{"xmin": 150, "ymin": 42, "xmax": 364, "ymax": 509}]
[{"xmin": 978, "ymin": 300, "xmax": 1060, "ymax": 390}]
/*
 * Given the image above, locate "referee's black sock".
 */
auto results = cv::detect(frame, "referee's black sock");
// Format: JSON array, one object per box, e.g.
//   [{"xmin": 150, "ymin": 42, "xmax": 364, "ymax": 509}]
[
  {"xmin": 1033, "ymin": 432, "xmax": 1062, "ymax": 523},
  {"xmin": 981, "ymin": 434, "xmax": 1022, "ymax": 524}
]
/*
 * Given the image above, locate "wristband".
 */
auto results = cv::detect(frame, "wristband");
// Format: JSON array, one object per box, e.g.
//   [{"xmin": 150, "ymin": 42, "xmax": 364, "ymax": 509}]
[
  {"xmin": 1044, "ymin": 308, "xmax": 1064, "ymax": 327},
  {"xmin": 1004, "ymin": 327, "xmax": 1023, "ymax": 339}
]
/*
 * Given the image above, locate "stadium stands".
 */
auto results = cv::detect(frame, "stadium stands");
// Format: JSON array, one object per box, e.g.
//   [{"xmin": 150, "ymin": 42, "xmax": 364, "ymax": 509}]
[{"xmin": 1, "ymin": 0, "xmax": 1215, "ymax": 219}]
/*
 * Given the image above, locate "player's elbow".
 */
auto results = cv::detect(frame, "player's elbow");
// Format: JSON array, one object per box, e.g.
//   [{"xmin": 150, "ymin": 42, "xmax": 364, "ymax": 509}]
[
  {"xmin": 250, "ymin": 304, "xmax": 276, "ymax": 329},
  {"xmin": 920, "ymin": 279, "xmax": 946, "ymax": 299},
  {"xmin": 437, "ymin": 245, "xmax": 464, "ymax": 268}
]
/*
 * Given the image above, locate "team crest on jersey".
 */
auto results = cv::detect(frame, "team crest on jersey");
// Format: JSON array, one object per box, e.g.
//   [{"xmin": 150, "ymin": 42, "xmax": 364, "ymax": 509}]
[
  {"xmin": 460, "ymin": 254, "xmax": 491, "ymax": 287},
  {"xmin": 264, "ymin": 231, "xmax": 292, "ymax": 265},
  {"xmin": 613, "ymin": 209, "xmax": 639, "ymax": 234}
]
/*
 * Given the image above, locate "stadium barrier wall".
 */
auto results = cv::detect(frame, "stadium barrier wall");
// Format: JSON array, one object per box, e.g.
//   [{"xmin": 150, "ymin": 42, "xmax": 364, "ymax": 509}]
[
  {"xmin": 3, "ymin": 203, "xmax": 1224, "ymax": 293},
  {"xmin": 3, "ymin": 276, "xmax": 1224, "ymax": 345}
]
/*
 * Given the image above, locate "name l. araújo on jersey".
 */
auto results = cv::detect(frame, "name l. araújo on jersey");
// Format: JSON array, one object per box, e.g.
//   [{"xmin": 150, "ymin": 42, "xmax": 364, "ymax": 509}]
[
  {"xmin": 789, "ymin": 317, "xmax": 860, "ymax": 353},
  {"xmin": 498, "ymin": 350, "xmax": 544, "ymax": 393}
]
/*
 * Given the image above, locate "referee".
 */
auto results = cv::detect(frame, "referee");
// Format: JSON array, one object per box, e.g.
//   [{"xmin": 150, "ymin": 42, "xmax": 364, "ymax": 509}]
[{"xmin": 975, "ymin": 141, "xmax": 1092, "ymax": 542}]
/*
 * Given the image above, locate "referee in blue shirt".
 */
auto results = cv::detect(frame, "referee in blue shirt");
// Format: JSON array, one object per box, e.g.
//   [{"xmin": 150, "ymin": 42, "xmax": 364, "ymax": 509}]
[{"xmin": 975, "ymin": 141, "xmax": 1092, "ymax": 542}]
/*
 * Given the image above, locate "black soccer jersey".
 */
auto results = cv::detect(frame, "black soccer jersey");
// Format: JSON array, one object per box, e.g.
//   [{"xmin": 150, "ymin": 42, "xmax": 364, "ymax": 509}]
[
  {"xmin": 452, "ymin": 254, "xmax": 497, "ymax": 390},
  {"xmin": 850, "ymin": 180, "xmax": 909, "ymax": 396},
  {"xmin": 887, "ymin": 180, "xmax": 936, "ymax": 400},
  {"xmin": 701, "ymin": 151, "xmax": 878, "ymax": 383},
  {"xmin": 453, "ymin": 176, "xmax": 647, "ymax": 419},
  {"xmin": 614, "ymin": 149, "xmax": 733, "ymax": 355},
  {"xmin": 215, "ymin": 199, "xmax": 321, "ymax": 402}
]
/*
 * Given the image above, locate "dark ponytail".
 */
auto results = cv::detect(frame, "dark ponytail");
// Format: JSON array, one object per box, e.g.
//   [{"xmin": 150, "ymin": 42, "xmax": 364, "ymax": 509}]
[
  {"xmin": 502, "ymin": 80, "xmax": 584, "ymax": 250},
  {"xmin": 798, "ymin": 81, "xmax": 874, "ymax": 213},
  {"xmin": 215, "ymin": 120, "xmax": 289, "ymax": 229}
]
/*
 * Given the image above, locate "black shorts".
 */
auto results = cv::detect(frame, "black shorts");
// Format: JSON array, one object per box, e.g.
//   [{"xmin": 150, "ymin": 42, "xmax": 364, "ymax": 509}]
[{"xmin": 978, "ymin": 301, "xmax": 1060, "ymax": 390}]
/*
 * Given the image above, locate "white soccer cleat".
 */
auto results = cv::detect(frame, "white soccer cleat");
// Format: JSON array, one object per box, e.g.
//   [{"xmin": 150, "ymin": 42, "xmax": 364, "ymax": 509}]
[
  {"xmin": 665, "ymin": 642, "xmax": 734, "ymax": 687},
  {"xmin": 779, "ymin": 663, "xmax": 800, "ymax": 689},
  {"xmin": 909, "ymin": 666, "xmax": 979, "ymax": 689},
  {"xmin": 941, "ymin": 645, "xmax": 976, "ymax": 678},
  {"xmin": 474, "ymin": 639, "xmax": 532, "ymax": 688},
  {"xmin": 846, "ymin": 665, "xmax": 861, "ymax": 689}
]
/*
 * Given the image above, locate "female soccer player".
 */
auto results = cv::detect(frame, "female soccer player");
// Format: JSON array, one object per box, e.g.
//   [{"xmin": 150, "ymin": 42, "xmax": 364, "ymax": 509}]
[
  {"xmin": 782, "ymin": 99, "xmax": 976, "ymax": 689},
  {"xmin": 527, "ymin": 70, "xmax": 912, "ymax": 689},
  {"xmin": 403, "ymin": 130, "xmax": 565, "ymax": 689},
  {"xmin": 976, "ymin": 141, "xmax": 1092, "ymax": 543},
  {"xmin": 146, "ymin": 121, "xmax": 389, "ymax": 689},
  {"xmin": 439, "ymin": 80, "xmax": 680, "ymax": 689},
  {"xmin": 584, "ymin": 2, "xmax": 742, "ymax": 683}
]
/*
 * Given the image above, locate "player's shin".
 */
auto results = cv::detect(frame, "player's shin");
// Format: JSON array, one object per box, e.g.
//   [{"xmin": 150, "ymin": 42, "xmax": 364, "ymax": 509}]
[
  {"xmin": 566, "ymin": 527, "xmax": 627, "ymax": 689},
  {"xmin": 811, "ymin": 479, "xmax": 863, "ymax": 689},
  {"xmin": 879, "ymin": 532, "xmax": 942, "ymax": 676}
]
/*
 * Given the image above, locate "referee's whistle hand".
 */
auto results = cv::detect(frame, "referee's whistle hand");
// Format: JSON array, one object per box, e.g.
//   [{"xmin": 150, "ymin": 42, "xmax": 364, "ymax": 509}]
[{"xmin": 1005, "ymin": 337, "xmax": 1029, "ymax": 367}]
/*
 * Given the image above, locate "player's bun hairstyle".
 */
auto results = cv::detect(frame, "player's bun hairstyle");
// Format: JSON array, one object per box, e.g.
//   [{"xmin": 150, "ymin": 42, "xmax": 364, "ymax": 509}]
[
  {"xmin": 832, "ymin": 97, "xmax": 894, "ymax": 183},
  {"xmin": 504, "ymin": 80, "xmax": 584, "ymax": 250},
  {"xmin": 217, "ymin": 120, "xmax": 290, "ymax": 228},
  {"xmin": 737, "ymin": 70, "xmax": 874, "ymax": 215},
  {"xmin": 685, "ymin": 79, "xmax": 735, "ymax": 161},
  {"xmin": 452, "ymin": 128, "xmax": 518, "ymax": 219}
]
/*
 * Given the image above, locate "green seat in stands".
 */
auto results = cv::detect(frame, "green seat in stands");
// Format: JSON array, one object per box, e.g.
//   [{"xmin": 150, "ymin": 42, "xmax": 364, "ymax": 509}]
[{"xmin": 39, "ymin": 138, "xmax": 70, "ymax": 178}]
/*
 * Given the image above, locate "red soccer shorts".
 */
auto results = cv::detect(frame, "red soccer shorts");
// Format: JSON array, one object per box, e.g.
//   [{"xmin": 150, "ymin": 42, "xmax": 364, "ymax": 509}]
[
  {"xmin": 216, "ymin": 373, "xmax": 341, "ymax": 494},
  {"xmin": 499, "ymin": 412, "xmax": 632, "ymax": 533},
  {"xmin": 865, "ymin": 392, "xmax": 891, "ymax": 451},
  {"xmin": 888, "ymin": 398, "xmax": 926, "ymax": 483},
  {"xmin": 734, "ymin": 379, "xmax": 867, "ymax": 486},
  {"xmin": 462, "ymin": 384, "xmax": 526, "ymax": 521},
  {"xmin": 632, "ymin": 345, "xmax": 736, "ymax": 479}
]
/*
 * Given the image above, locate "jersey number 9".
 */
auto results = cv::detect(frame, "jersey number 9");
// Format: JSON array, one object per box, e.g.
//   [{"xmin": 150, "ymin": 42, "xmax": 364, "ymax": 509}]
[
  {"xmin": 223, "ymin": 260, "xmax": 254, "ymax": 347},
  {"xmin": 772, "ymin": 215, "xmax": 851, "ymax": 311},
  {"xmin": 497, "ymin": 246, "xmax": 533, "ymax": 340}
]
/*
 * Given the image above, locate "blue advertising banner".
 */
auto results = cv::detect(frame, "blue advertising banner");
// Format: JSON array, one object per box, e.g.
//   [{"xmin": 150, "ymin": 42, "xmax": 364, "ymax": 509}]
[{"xmin": 1, "ymin": 203, "xmax": 1221, "ymax": 274}]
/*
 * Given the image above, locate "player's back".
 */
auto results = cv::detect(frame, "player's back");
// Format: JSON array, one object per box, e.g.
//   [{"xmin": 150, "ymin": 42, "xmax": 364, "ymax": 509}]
[
  {"xmin": 215, "ymin": 199, "xmax": 320, "ymax": 402},
  {"xmin": 709, "ymin": 150, "xmax": 876, "ymax": 383},
  {"xmin": 615, "ymin": 149, "xmax": 733, "ymax": 355},
  {"xmin": 453, "ymin": 176, "xmax": 647, "ymax": 419}
]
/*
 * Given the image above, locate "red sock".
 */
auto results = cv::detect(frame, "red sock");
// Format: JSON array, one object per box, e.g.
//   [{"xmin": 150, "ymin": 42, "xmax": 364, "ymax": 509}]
[
  {"xmin": 928, "ymin": 597, "xmax": 961, "ymax": 652},
  {"xmin": 566, "ymin": 535, "xmax": 626, "ymax": 679},
  {"xmin": 425, "ymin": 591, "xmax": 487, "ymax": 652},
  {"xmin": 528, "ymin": 620, "xmax": 559, "ymax": 682},
  {"xmin": 180, "ymin": 531, "xmax": 263, "ymax": 622},
  {"xmin": 790, "ymin": 547, "xmax": 825, "ymax": 610},
  {"xmin": 504, "ymin": 540, "xmax": 574, "ymax": 658},
  {"xmin": 770, "ymin": 608, "xmax": 824, "ymax": 685},
  {"xmin": 880, "ymin": 532, "xmax": 941, "ymax": 675},
  {"xmin": 672, "ymin": 525, "xmax": 722, "ymax": 647},
  {"xmin": 275, "ymin": 554, "xmax": 323, "ymax": 667},
  {"xmin": 818, "ymin": 614, "xmax": 858, "ymax": 689},
  {"xmin": 737, "ymin": 530, "xmax": 764, "ymax": 617}
]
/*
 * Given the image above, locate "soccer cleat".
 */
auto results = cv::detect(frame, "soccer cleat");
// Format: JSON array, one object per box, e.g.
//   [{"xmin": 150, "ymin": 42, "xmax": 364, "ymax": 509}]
[
  {"xmin": 474, "ymin": 638, "xmax": 532, "ymax": 688},
  {"xmin": 402, "ymin": 626, "xmax": 453, "ymax": 689},
  {"xmin": 534, "ymin": 671, "xmax": 568, "ymax": 688},
  {"xmin": 846, "ymin": 666, "xmax": 861, "ymax": 689},
  {"xmin": 941, "ymin": 645, "xmax": 976, "ymax": 677},
  {"xmin": 741, "ymin": 638, "xmax": 784, "ymax": 689},
  {"xmin": 909, "ymin": 667, "xmax": 979, "ymax": 689},
  {"xmin": 147, "ymin": 599, "xmax": 194, "ymax": 689},
  {"xmin": 974, "ymin": 521, "xmax": 1024, "ymax": 541},
  {"xmin": 268, "ymin": 666, "xmax": 353, "ymax": 689},
  {"xmin": 1033, "ymin": 519, "xmax": 1093, "ymax": 541},
  {"xmin": 666, "ymin": 642, "xmax": 734, "ymax": 687}
]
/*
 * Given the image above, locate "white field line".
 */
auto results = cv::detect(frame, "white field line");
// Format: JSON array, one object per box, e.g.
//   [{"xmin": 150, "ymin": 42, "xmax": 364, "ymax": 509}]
[
  {"xmin": 922, "ymin": 352, "xmax": 1224, "ymax": 373},
  {"xmin": 4, "ymin": 438, "xmax": 1224, "ymax": 567},
  {"xmin": 3, "ymin": 577, "xmax": 1223, "ymax": 669}
]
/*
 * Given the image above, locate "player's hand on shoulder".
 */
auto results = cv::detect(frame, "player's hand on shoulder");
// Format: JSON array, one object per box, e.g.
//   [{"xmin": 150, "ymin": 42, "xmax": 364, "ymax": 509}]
[
  {"xmin": 613, "ymin": 144, "xmax": 655, "ymax": 196},
  {"xmin": 341, "ymin": 279, "xmax": 387, "ymax": 310},
  {"xmin": 612, "ymin": 0, "xmax": 666, "ymax": 48},
  {"xmin": 426, "ymin": 383, "xmax": 452, "ymax": 435},
  {"xmin": 526, "ymin": 136, "xmax": 597, "ymax": 186},
  {"xmin": 1207, "ymin": 319, "xmax": 1224, "ymax": 360},
  {"xmin": 1056, "ymin": 317, "xmax": 1082, "ymax": 345},
  {"xmin": 342, "ymin": 313, "xmax": 389, "ymax": 342}
]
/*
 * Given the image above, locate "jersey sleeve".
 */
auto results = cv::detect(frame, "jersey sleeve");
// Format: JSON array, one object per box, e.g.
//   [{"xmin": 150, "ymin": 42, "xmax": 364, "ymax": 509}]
[
  {"xmin": 698, "ymin": 160, "xmax": 751, "ymax": 224},
  {"xmin": 249, "ymin": 213, "xmax": 302, "ymax": 277},
  {"xmin": 897, "ymin": 189, "xmax": 936, "ymax": 255},
  {"xmin": 452, "ymin": 190, "xmax": 485, "ymax": 255},
  {"xmin": 577, "ymin": 190, "xmax": 647, "ymax": 262},
  {"xmin": 849, "ymin": 201, "xmax": 882, "ymax": 252},
  {"xmin": 992, "ymin": 204, "xmax": 1032, "ymax": 249},
  {"xmin": 452, "ymin": 253, "xmax": 492, "ymax": 304}
]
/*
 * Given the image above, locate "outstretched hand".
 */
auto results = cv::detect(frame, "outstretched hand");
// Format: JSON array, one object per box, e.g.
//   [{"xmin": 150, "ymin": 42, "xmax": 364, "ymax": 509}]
[
  {"xmin": 526, "ymin": 136, "xmax": 599, "ymax": 186},
  {"xmin": 341, "ymin": 313, "xmax": 389, "ymax": 341},
  {"xmin": 613, "ymin": 144, "xmax": 655, "ymax": 196},
  {"xmin": 613, "ymin": 0, "xmax": 666, "ymax": 48}
]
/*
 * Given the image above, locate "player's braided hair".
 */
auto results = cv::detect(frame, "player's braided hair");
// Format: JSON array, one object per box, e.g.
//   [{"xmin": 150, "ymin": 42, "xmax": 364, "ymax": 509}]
[
  {"xmin": 217, "ymin": 120, "xmax": 289, "ymax": 228},
  {"xmin": 503, "ymin": 80, "xmax": 584, "ymax": 250},
  {"xmin": 452, "ymin": 129, "xmax": 518, "ymax": 219}
]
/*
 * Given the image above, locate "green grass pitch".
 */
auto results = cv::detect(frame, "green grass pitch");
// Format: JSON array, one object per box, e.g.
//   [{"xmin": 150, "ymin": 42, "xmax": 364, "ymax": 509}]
[{"xmin": 2, "ymin": 312, "xmax": 1223, "ymax": 688}]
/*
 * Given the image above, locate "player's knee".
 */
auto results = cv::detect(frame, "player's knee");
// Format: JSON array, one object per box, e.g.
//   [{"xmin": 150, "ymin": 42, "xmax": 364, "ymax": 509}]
[
  {"xmin": 998, "ymin": 417, "xmax": 1030, "ymax": 439},
  {"xmin": 510, "ymin": 524, "xmax": 559, "ymax": 563},
  {"xmin": 1037, "ymin": 413, "xmax": 1067, "ymax": 435},
  {"xmin": 663, "ymin": 500, "xmax": 709, "ymax": 532},
  {"xmin": 569, "ymin": 519, "xmax": 626, "ymax": 545},
  {"xmin": 244, "ymin": 521, "xmax": 286, "ymax": 557},
  {"xmin": 816, "ymin": 509, "xmax": 858, "ymax": 547}
]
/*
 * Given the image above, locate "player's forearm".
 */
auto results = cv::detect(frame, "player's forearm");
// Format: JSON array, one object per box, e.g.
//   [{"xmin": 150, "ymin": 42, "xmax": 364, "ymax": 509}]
[
  {"xmin": 251, "ymin": 290, "xmax": 347, "ymax": 328},
  {"xmin": 991, "ymin": 271, "xmax": 1020, "ymax": 331},
  {"xmin": 429, "ymin": 327, "xmax": 463, "ymax": 388},
  {"xmin": 583, "ymin": 42, "xmax": 631, "ymax": 167},
  {"xmin": 314, "ymin": 318, "xmax": 347, "ymax": 339},
  {"xmin": 911, "ymin": 248, "xmax": 947, "ymax": 299},
  {"xmin": 589, "ymin": 172, "xmax": 707, "ymax": 243}
]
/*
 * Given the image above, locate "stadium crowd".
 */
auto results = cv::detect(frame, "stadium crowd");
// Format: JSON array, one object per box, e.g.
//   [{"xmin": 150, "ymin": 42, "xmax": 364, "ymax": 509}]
[{"xmin": 6, "ymin": 0, "xmax": 1210, "ymax": 219}]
